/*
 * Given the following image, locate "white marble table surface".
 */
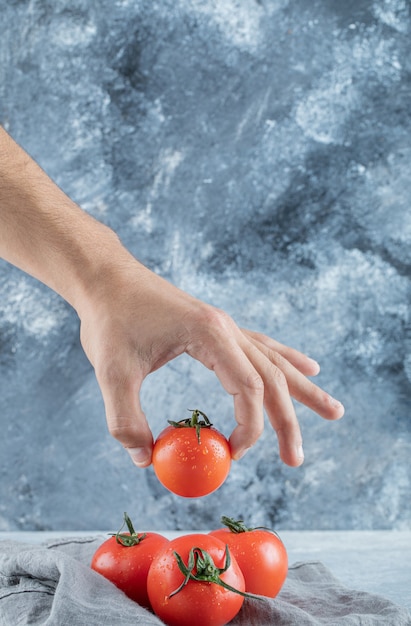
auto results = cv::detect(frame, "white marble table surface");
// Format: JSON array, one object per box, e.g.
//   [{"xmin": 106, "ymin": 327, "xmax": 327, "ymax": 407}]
[{"xmin": 1, "ymin": 530, "xmax": 410, "ymax": 613}]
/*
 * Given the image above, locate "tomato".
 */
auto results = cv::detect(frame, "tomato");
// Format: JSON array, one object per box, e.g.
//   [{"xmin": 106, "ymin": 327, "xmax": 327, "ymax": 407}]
[
  {"xmin": 90, "ymin": 513, "xmax": 169, "ymax": 608},
  {"xmin": 152, "ymin": 409, "xmax": 231, "ymax": 498},
  {"xmin": 209, "ymin": 516, "xmax": 288, "ymax": 598},
  {"xmin": 147, "ymin": 533, "xmax": 246, "ymax": 626}
]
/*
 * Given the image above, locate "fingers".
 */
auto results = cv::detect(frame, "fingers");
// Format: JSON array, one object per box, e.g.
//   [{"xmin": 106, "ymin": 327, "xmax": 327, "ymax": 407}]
[
  {"xmin": 238, "ymin": 340, "xmax": 304, "ymax": 466},
  {"xmin": 88, "ymin": 299, "xmax": 343, "ymax": 471},
  {"xmin": 213, "ymin": 346, "xmax": 265, "ymax": 462},
  {"xmin": 212, "ymin": 339, "xmax": 303, "ymax": 466},
  {"xmin": 245, "ymin": 333, "xmax": 345, "ymax": 422},
  {"xmin": 187, "ymin": 312, "xmax": 302, "ymax": 465},
  {"xmin": 189, "ymin": 312, "xmax": 344, "ymax": 467},
  {"xmin": 241, "ymin": 334, "xmax": 344, "ymax": 465},
  {"xmin": 237, "ymin": 338, "xmax": 344, "ymax": 466},
  {"xmin": 95, "ymin": 360, "xmax": 154, "ymax": 468},
  {"xmin": 185, "ymin": 310, "xmax": 266, "ymax": 462},
  {"xmin": 242, "ymin": 328, "xmax": 321, "ymax": 377}
]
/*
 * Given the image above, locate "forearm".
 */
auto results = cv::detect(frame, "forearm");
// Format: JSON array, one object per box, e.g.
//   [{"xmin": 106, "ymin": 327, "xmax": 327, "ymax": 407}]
[{"xmin": 0, "ymin": 126, "xmax": 130, "ymax": 312}]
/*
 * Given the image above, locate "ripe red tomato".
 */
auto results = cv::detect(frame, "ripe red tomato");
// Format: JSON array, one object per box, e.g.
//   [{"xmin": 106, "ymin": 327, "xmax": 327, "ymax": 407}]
[
  {"xmin": 90, "ymin": 513, "xmax": 169, "ymax": 608},
  {"xmin": 152, "ymin": 409, "xmax": 231, "ymax": 497},
  {"xmin": 209, "ymin": 516, "xmax": 288, "ymax": 598},
  {"xmin": 147, "ymin": 533, "xmax": 246, "ymax": 626}
]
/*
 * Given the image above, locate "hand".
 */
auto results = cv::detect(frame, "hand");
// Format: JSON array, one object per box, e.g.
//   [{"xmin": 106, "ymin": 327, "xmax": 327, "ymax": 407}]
[
  {"xmin": 0, "ymin": 126, "xmax": 343, "ymax": 469},
  {"xmin": 78, "ymin": 254, "xmax": 344, "ymax": 469}
]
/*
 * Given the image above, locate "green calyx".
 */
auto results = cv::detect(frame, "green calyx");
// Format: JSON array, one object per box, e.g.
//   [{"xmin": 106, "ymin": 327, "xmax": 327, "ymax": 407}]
[
  {"xmin": 221, "ymin": 516, "xmax": 282, "ymax": 540},
  {"xmin": 168, "ymin": 409, "xmax": 212, "ymax": 444},
  {"xmin": 111, "ymin": 512, "xmax": 147, "ymax": 547},
  {"xmin": 221, "ymin": 516, "xmax": 253, "ymax": 533},
  {"xmin": 169, "ymin": 545, "xmax": 260, "ymax": 600}
]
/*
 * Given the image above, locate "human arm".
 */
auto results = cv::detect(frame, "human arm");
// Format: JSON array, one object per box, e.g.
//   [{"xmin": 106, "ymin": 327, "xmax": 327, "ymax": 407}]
[{"xmin": 0, "ymin": 126, "xmax": 344, "ymax": 467}]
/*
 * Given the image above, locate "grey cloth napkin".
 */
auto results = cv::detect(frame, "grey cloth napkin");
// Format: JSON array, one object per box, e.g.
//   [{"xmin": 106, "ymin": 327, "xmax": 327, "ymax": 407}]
[{"xmin": 0, "ymin": 536, "xmax": 410, "ymax": 626}]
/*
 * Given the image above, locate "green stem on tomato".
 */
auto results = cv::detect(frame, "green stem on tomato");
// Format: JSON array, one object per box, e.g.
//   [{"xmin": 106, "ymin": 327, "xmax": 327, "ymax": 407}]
[
  {"xmin": 221, "ymin": 516, "xmax": 251, "ymax": 533},
  {"xmin": 168, "ymin": 409, "xmax": 212, "ymax": 444},
  {"xmin": 220, "ymin": 516, "xmax": 283, "ymax": 542},
  {"xmin": 110, "ymin": 512, "xmax": 147, "ymax": 547},
  {"xmin": 169, "ymin": 545, "xmax": 261, "ymax": 601}
]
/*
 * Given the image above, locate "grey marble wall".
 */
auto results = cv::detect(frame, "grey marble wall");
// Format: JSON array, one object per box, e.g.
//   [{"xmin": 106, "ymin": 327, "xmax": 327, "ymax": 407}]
[{"xmin": 0, "ymin": 0, "xmax": 410, "ymax": 532}]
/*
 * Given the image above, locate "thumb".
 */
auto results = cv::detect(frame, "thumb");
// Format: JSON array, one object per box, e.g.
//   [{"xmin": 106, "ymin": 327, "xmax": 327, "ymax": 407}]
[{"xmin": 97, "ymin": 367, "xmax": 154, "ymax": 468}]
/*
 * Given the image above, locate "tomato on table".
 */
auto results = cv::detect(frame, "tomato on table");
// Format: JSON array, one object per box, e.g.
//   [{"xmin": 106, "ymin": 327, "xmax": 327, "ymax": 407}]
[
  {"xmin": 209, "ymin": 516, "xmax": 288, "ymax": 598},
  {"xmin": 147, "ymin": 533, "xmax": 247, "ymax": 626},
  {"xmin": 152, "ymin": 409, "xmax": 231, "ymax": 498},
  {"xmin": 90, "ymin": 513, "xmax": 169, "ymax": 608}
]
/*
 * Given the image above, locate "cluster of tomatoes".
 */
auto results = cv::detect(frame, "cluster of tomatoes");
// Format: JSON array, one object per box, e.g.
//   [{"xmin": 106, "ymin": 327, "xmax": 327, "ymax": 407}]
[{"xmin": 91, "ymin": 411, "xmax": 288, "ymax": 626}]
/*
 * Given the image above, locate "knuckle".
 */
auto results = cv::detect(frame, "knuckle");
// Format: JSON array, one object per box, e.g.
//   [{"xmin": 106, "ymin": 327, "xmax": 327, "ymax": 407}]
[
  {"xmin": 185, "ymin": 305, "xmax": 237, "ymax": 360},
  {"xmin": 271, "ymin": 366, "xmax": 288, "ymax": 391},
  {"xmin": 268, "ymin": 348, "xmax": 287, "ymax": 370},
  {"xmin": 107, "ymin": 416, "xmax": 137, "ymax": 443},
  {"xmin": 276, "ymin": 423, "xmax": 300, "ymax": 441},
  {"xmin": 199, "ymin": 305, "xmax": 234, "ymax": 336},
  {"xmin": 246, "ymin": 371, "xmax": 265, "ymax": 395}
]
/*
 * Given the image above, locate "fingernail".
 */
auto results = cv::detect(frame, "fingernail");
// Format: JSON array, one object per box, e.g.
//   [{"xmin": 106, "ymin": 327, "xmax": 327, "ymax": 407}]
[
  {"xmin": 234, "ymin": 447, "xmax": 251, "ymax": 461},
  {"xmin": 128, "ymin": 447, "xmax": 151, "ymax": 467},
  {"xmin": 329, "ymin": 396, "xmax": 345, "ymax": 412},
  {"xmin": 308, "ymin": 357, "xmax": 320, "ymax": 372},
  {"xmin": 297, "ymin": 444, "xmax": 304, "ymax": 462}
]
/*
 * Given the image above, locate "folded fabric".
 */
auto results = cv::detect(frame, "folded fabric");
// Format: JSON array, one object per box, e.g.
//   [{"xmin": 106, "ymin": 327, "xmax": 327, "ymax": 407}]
[{"xmin": 0, "ymin": 536, "xmax": 410, "ymax": 626}]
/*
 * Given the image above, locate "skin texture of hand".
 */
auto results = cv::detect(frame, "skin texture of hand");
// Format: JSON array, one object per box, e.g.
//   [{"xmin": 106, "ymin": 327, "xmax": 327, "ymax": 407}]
[
  {"xmin": 78, "ymin": 255, "xmax": 344, "ymax": 468},
  {"xmin": 0, "ymin": 126, "xmax": 344, "ymax": 469}
]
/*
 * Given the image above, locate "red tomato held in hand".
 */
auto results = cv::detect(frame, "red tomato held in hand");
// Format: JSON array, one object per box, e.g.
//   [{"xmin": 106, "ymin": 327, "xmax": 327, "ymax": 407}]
[
  {"xmin": 209, "ymin": 516, "xmax": 288, "ymax": 598},
  {"xmin": 147, "ymin": 533, "xmax": 246, "ymax": 626},
  {"xmin": 90, "ymin": 513, "xmax": 169, "ymax": 608},
  {"xmin": 152, "ymin": 409, "xmax": 231, "ymax": 498}
]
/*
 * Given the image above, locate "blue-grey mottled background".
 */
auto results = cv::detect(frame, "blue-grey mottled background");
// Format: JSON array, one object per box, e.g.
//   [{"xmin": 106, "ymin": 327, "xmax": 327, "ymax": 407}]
[{"xmin": 0, "ymin": 0, "xmax": 410, "ymax": 532}]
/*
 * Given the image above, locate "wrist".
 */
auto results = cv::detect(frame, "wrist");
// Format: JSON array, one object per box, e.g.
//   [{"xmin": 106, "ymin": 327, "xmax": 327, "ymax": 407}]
[{"xmin": 63, "ymin": 220, "xmax": 140, "ymax": 318}]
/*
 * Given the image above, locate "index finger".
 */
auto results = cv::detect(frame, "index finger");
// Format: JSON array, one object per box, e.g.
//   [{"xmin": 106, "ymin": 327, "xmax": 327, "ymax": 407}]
[
  {"xmin": 213, "ymin": 345, "xmax": 265, "ymax": 460},
  {"xmin": 187, "ymin": 323, "xmax": 266, "ymax": 460}
]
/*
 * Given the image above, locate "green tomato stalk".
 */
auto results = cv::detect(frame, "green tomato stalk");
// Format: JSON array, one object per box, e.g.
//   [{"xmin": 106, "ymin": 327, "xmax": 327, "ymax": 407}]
[
  {"xmin": 111, "ymin": 512, "xmax": 147, "ymax": 547},
  {"xmin": 220, "ymin": 515, "xmax": 283, "ymax": 542},
  {"xmin": 170, "ymin": 545, "xmax": 261, "ymax": 600},
  {"xmin": 168, "ymin": 408, "xmax": 212, "ymax": 444}
]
